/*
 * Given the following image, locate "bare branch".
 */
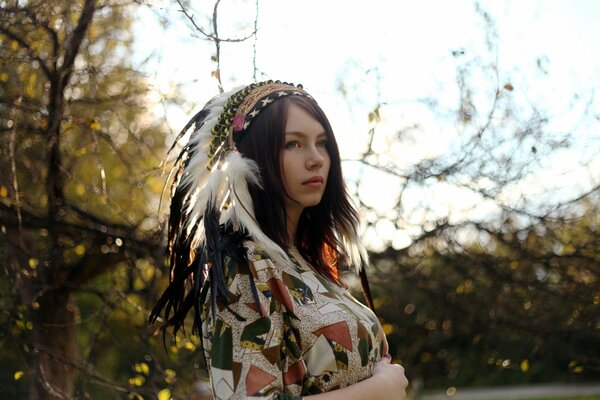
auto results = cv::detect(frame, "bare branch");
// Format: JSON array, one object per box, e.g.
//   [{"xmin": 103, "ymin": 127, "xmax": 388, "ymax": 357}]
[
  {"xmin": 252, "ymin": 0, "xmax": 259, "ymax": 80},
  {"xmin": 7, "ymin": 97, "xmax": 22, "ymax": 232},
  {"xmin": 60, "ymin": 0, "xmax": 97, "ymax": 78},
  {"xmin": 212, "ymin": 0, "xmax": 223, "ymax": 92},
  {"xmin": 175, "ymin": 0, "xmax": 258, "ymax": 91}
]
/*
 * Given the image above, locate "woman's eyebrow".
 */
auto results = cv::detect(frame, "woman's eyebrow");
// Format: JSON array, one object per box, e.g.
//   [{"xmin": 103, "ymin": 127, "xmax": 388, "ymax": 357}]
[{"xmin": 284, "ymin": 131, "xmax": 327, "ymax": 137}]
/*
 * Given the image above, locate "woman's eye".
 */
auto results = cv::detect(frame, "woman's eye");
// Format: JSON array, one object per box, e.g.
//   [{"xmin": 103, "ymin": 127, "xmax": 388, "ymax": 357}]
[
  {"xmin": 285, "ymin": 141, "xmax": 299, "ymax": 149},
  {"xmin": 317, "ymin": 140, "xmax": 328, "ymax": 148}
]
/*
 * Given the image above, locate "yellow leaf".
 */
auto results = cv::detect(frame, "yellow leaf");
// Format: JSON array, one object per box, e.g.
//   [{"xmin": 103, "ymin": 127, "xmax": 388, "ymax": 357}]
[
  {"xmin": 520, "ymin": 359, "xmax": 529, "ymax": 372},
  {"xmin": 11, "ymin": 40, "xmax": 19, "ymax": 50},
  {"xmin": 165, "ymin": 368, "xmax": 176, "ymax": 384},
  {"xmin": 134, "ymin": 362, "xmax": 149, "ymax": 375},
  {"xmin": 382, "ymin": 323, "xmax": 395, "ymax": 335},
  {"xmin": 62, "ymin": 121, "xmax": 74, "ymax": 134},
  {"xmin": 128, "ymin": 375, "xmax": 145, "ymax": 386},
  {"xmin": 0, "ymin": 72, "xmax": 8, "ymax": 82},
  {"xmin": 0, "ymin": 186, "xmax": 8, "ymax": 197},
  {"xmin": 28, "ymin": 258, "xmax": 39, "ymax": 269},
  {"xmin": 165, "ymin": 369, "xmax": 176, "ymax": 378},
  {"xmin": 184, "ymin": 341, "xmax": 195, "ymax": 351},
  {"xmin": 14, "ymin": 371, "xmax": 24, "ymax": 380},
  {"xmin": 26, "ymin": 73, "xmax": 38, "ymax": 97},
  {"xmin": 90, "ymin": 120, "xmax": 101, "ymax": 130},
  {"xmin": 74, "ymin": 244, "xmax": 86, "ymax": 256},
  {"xmin": 157, "ymin": 388, "xmax": 171, "ymax": 400},
  {"xmin": 75, "ymin": 183, "xmax": 86, "ymax": 197}
]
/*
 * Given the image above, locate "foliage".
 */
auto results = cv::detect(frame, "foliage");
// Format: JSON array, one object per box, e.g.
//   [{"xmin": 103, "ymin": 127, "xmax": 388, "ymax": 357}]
[
  {"xmin": 0, "ymin": 0, "xmax": 192, "ymax": 397},
  {"xmin": 368, "ymin": 201, "xmax": 599, "ymax": 388}
]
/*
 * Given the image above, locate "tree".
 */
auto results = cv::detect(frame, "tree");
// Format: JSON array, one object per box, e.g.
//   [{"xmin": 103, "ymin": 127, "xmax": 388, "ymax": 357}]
[
  {"xmin": 340, "ymin": 4, "xmax": 600, "ymax": 389},
  {"xmin": 0, "ymin": 0, "xmax": 168, "ymax": 397},
  {"xmin": 368, "ymin": 201, "xmax": 600, "ymax": 388}
]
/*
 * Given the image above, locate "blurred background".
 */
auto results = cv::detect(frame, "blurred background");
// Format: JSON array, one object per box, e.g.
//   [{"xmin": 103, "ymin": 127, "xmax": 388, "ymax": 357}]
[{"xmin": 1, "ymin": 0, "xmax": 599, "ymax": 398}]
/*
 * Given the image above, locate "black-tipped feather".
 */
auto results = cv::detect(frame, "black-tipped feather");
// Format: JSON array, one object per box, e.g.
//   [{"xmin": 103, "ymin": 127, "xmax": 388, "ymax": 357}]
[{"xmin": 149, "ymin": 216, "xmax": 250, "ymax": 345}]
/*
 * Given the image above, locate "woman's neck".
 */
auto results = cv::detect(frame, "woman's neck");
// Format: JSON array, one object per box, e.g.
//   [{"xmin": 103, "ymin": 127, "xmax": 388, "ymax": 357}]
[{"xmin": 286, "ymin": 207, "xmax": 302, "ymax": 245}]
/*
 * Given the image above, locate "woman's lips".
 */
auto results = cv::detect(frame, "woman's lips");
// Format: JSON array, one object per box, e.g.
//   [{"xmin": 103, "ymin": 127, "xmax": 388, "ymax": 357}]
[{"xmin": 303, "ymin": 176, "xmax": 324, "ymax": 188}]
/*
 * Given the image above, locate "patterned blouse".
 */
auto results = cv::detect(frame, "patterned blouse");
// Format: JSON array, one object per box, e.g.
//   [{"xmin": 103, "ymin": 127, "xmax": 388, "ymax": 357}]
[{"xmin": 201, "ymin": 241, "xmax": 386, "ymax": 399}]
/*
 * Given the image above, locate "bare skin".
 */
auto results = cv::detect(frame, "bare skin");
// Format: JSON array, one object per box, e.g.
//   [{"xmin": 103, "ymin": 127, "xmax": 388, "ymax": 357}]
[
  {"xmin": 305, "ymin": 358, "xmax": 408, "ymax": 400},
  {"xmin": 282, "ymin": 105, "xmax": 409, "ymax": 399}
]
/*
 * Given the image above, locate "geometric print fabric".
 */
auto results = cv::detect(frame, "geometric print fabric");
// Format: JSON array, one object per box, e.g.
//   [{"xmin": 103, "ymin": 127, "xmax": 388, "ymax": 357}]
[{"xmin": 201, "ymin": 241, "xmax": 385, "ymax": 399}]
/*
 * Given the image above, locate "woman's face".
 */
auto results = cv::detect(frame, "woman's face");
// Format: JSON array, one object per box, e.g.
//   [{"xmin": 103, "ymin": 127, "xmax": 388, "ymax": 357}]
[{"xmin": 281, "ymin": 103, "xmax": 331, "ymax": 218}]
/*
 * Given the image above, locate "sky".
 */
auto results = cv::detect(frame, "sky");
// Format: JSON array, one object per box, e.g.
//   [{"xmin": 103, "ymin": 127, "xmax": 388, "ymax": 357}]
[{"xmin": 133, "ymin": 0, "xmax": 600, "ymax": 250}]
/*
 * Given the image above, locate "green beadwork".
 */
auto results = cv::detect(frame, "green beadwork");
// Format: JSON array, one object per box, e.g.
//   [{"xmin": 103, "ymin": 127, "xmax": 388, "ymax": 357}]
[{"xmin": 206, "ymin": 80, "xmax": 301, "ymax": 170}]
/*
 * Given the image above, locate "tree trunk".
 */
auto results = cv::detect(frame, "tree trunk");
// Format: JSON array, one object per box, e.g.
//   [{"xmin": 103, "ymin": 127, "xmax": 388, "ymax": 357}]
[
  {"xmin": 30, "ymin": 288, "xmax": 79, "ymax": 400},
  {"xmin": 28, "ymin": 1, "xmax": 97, "ymax": 397}
]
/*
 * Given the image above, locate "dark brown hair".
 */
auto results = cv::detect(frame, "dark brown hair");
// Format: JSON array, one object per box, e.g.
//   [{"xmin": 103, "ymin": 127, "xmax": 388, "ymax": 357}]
[{"xmin": 235, "ymin": 95, "xmax": 360, "ymax": 282}]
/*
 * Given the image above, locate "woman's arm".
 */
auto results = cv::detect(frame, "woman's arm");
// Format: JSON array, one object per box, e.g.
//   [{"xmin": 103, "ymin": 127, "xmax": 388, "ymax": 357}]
[{"xmin": 304, "ymin": 358, "xmax": 408, "ymax": 400}]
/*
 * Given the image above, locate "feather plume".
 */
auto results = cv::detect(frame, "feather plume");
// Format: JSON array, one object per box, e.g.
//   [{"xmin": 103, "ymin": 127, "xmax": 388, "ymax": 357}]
[
  {"xmin": 221, "ymin": 151, "xmax": 290, "ymax": 264},
  {"xmin": 174, "ymin": 85, "xmax": 291, "ymax": 265}
]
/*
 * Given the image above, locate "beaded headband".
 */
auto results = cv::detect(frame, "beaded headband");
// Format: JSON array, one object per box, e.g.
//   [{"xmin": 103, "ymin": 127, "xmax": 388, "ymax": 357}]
[{"xmin": 207, "ymin": 80, "xmax": 311, "ymax": 169}]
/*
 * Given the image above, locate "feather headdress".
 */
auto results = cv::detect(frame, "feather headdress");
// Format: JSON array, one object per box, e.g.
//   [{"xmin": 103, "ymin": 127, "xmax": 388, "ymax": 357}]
[
  {"xmin": 150, "ymin": 80, "xmax": 372, "ymax": 337},
  {"xmin": 174, "ymin": 82, "xmax": 313, "ymax": 265}
]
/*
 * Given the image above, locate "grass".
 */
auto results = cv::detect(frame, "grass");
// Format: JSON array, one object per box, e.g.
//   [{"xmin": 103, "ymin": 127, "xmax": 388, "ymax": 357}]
[
  {"xmin": 419, "ymin": 393, "xmax": 600, "ymax": 400},
  {"xmin": 511, "ymin": 397, "xmax": 600, "ymax": 400}
]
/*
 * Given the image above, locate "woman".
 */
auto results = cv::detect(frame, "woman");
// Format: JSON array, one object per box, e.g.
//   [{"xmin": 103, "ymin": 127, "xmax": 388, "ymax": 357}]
[{"xmin": 150, "ymin": 80, "xmax": 408, "ymax": 399}]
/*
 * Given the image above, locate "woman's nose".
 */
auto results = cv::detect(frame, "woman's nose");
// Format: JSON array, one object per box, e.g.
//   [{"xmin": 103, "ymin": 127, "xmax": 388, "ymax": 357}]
[{"xmin": 306, "ymin": 146, "xmax": 324, "ymax": 169}]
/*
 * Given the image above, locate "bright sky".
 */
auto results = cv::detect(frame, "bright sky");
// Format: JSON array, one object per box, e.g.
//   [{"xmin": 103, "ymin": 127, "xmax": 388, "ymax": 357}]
[{"xmin": 133, "ymin": 0, "xmax": 600, "ymax": 250}]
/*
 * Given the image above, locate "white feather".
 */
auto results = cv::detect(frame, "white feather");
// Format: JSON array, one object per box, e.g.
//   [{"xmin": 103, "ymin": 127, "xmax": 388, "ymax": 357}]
[
  {"xmin": 220, "ymin": 151, "xmax": 290, "ymax": 264},
  {"xmin": 180, "ymin": 85, "xmax": 244, "ymax": 195}
]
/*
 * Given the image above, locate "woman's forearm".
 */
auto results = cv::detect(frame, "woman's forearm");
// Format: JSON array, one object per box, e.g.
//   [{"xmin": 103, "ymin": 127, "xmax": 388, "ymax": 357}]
[
  {"xmin": 303, "ymin": 363, "xmax": 407, "ymax": 400},
  {"xmin": 303, "ymin": 375, "xmax": 382, "ymax": 400}
]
